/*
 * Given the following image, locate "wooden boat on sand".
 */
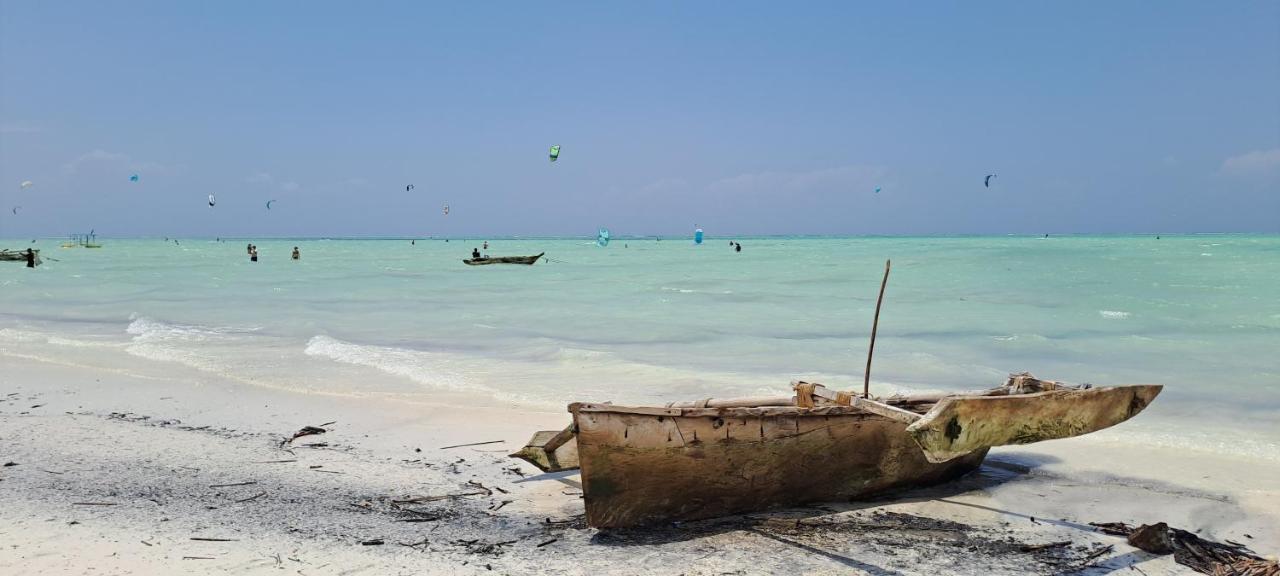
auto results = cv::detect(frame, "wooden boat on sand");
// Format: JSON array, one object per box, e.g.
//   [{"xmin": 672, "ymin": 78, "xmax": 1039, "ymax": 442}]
[
  {"xmin": 512, "ymin": 373, "xmax": 1161, "ymax": 528},
  {"xmin": 463, "ymin": 252, "xmax": 544, "ymax": 266},
  {"xmin": 0, "ymin": 249, "xmax": 40, "ymax": 266}
]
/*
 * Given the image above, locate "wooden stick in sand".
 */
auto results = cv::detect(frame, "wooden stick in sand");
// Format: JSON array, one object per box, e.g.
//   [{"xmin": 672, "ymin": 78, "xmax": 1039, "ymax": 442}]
[{"xmin": 864, "ymin": 260, "xmax": 891, "ymax": 399}]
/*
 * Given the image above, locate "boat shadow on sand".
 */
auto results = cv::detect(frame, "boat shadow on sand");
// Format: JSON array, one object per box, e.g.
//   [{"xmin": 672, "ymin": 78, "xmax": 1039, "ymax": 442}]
[{"xmin": 575, "ymin": 452, "xmax": 1209, "ymax": 575}]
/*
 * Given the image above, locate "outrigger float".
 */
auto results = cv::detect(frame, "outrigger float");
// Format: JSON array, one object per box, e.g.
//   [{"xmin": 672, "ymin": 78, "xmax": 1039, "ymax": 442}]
[{"xmin": 512, "ymin": 373, "xmax": 1161, "ymax": 528}]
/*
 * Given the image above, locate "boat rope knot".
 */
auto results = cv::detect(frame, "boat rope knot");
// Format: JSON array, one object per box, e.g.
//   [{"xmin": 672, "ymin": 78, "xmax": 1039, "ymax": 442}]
[
  {"xmin": 793, "ymin": 382, "xmax": 817, "ymax": 407},
  {"xmin": 833, "ymin": 391, "xmax": 854, "ymax": 406}
]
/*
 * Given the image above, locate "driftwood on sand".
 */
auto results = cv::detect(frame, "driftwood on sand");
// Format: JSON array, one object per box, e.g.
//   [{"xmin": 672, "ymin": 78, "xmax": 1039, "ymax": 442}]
[
  {"xmin": 1092, "ymin": 522, "xmax": 1278, "ymax": 576},
  {"xmin": 281, "ymin": 422, "xmax": 333, "ymax": 446}
]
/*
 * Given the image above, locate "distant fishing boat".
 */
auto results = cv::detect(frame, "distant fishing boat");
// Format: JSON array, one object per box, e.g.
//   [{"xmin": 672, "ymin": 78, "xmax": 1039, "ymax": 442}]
[
  {"xmin": 0, "ymin": 248, "xmax": 40, "ymax": 266},
  {"xmin": 463, "ymin": 252, "xmax": 544, "ymax": 266},
  {"xmin": 512, "ymin": 373, "xmax": 1161, "ymax": 528}
]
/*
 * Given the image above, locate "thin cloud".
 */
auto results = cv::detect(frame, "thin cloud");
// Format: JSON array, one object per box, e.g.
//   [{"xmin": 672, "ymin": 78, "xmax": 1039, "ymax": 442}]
[
  {"xmin": 245, "ymin": 172, "xmax": 275, "ymax": 185},
  {"xmin": 1220, "ymin": 148, "xmax": 1280, "ymax": 178},
  {"xmin": 0, "ymin": 123, "xmax": 41, "ymax": 134},
  {"xmin": 62, "ymin": 149, "xmax": 128, "ymax": 174},
  {"xmin": 61, "ymin": 149, "xmax": 170, "ymax": 176},
  {"xmin": 279, "ymin": 181, "xmax": 300, "ymax": 192},
  {"xmin": 706, "ymin": 165, "xmax": 888, "ymax": 197}
]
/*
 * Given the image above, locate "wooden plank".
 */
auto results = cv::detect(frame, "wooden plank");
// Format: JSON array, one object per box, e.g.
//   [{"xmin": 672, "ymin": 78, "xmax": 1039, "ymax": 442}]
[
  {"xmin": 510, "ymin": 425, "xmax": 580, "ymax": 473},
  {"xmin": 906, "ymin": 385, "xmax": 1162, "ymax": 463}
]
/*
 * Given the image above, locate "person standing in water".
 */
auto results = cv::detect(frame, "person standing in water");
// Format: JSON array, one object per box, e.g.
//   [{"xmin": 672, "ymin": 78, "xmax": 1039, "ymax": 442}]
[
  {"xmin": 25, "ymin": 248, "xmax": 35, "ymax": 268},
  {"xmin": 250, "ymin": 246, "xmax": 258, "ymax": 262},
  {"xmin": 735, "ymin": 242, "xmax": 742, "ymax": 252},
  {"xmin": 482, "ymin": 241, "xmax": 489, "ymax": 250},
  {"xmin": 291, "ymin": 246, "xmax": 300, "ymax": 260},
  {"xmin": 472, "ymin": 247, "xmax": 481, "ymax": 259}
]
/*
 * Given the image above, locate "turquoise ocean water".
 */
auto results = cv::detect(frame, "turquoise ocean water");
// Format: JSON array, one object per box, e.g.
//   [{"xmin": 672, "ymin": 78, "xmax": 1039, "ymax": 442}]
[{"xmin": 2, "ymin": 235, "xmax": 1277, "ymax": 459}]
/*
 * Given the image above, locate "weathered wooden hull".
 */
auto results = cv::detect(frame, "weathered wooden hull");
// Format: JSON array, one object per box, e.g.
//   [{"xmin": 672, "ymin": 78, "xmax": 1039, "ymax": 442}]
[
  {"xmin": 462, "ymin": 252, "xmax": 544, "ymax": 266},
  {"xmin": 571, "ymin": 403, "xmax": 988, "ymax": 528}
]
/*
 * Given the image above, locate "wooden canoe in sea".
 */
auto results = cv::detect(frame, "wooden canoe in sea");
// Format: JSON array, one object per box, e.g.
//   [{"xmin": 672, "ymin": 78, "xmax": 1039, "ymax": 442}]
[
  {"xmin": 462, "ymin": 252, "xmax": 544, "ymax": 266},
  {"xmin": 0, "ymin": 249, "xmax": 40, "ymax": 266},
  {"xmin": 512, "ymin": 373, "xmax": 1161, "ymax": 528}
]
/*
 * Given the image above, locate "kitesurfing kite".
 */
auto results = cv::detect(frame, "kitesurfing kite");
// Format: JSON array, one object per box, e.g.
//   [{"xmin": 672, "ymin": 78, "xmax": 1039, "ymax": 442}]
[
  {"xmin": 266, "ymin": 199, "xmax": 276, "ymax": 210},
  {"xmin": 549, "ymin": 145, "xmax": 560, "ymax": 163},
  {"xmin": 208, "ymin": 194, "xmax": 216, "ymax": 207},
  {"xmin": 130, "ymin": 174, "xmax": 139, "ymax": 182},
  {"xmin": 406, "ymin": 184, "xmax": 415, "ymax": 192},
  {"xmin": 984, "ymin": 174, "xmax": 996, "ymax": 188},
  {"xmin": 20, "ymin": 180, "xmax": 32, "ymax": 190},
  {"xmin": 11, "ymin": 206, "xmax": 19, "ymax": 215},
  {"xmin": 875, "ymin": 186, "xmax": 882, "ymax": 194},
  {"xmin": 597, "ymin": 227, "xmax": 610, "ymax": 247}
]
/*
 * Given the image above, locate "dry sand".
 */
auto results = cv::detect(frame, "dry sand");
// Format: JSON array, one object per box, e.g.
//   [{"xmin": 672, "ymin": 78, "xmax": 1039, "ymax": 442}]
[{"xmin": 2, "ymin": 355, "xmax": 1277, "ymax": 575}]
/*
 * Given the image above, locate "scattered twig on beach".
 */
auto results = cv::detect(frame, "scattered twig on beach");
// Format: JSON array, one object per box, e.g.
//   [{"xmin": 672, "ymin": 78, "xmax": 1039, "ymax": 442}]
[
  {"xmin": 252, "ymin": 459, "xmax": 297, "ymax": 464},
  {"xmin": 140, "ymin": 540, "xmax": 153, "ymax": 546},
  {"xmin": 281, "ymin": 425, "xmax": 328, "ymax": 447},
  {"xmin": 191, "ymin": 537, "xmax": 238, "ymax": 542},
  {"xmin": 360, "ymin": 539, "xmax": 384, "ymax": 546},
  {"xmin": 544, "ymin": 516, "xmax": 581, "ymax": 525},
  {"xmin": 1020, "ymin": 541, "xmax": 1071, "ymax": 552},
  {"xmin": 439, "ymin": 440, "xmax": 503, "ymax": 450},
  {"xmin": 209, "ymin": 481, "xmax": 256, "ymax": 488},
  {"xmin": 72, "ymin": 502, "xmax": 117, "ymax": 506},
  {"xmin": 536, "ymin": 538, "xmax": 558, "ymax": 548},
  {"xmin": 310, "ymin": 469, "xmax": 343, "ymax": 474},
  {"xmin": 2, "ymin": 461, "xmax": 16, "ymax": 467},
  {"xmin": 183, "ymin": 556, "xmax": 215, "ymax": 560},
  {"xmin": 399, "ymin": 538, "xmax": 430, "ymax": 550},
  {"xmin": 1069, "ymin": 545, "xmax": 1114, "ymax": 571},
  {"xmin": 397, "ymin": 517, "xmax": 440, "ymax": 523},
  {"xmin": 465, "ymin": 480, "xmax": 494, "ymax": 496},
  {"xmin": 234, "ymin": 492, "xmax": 267, "ymax": 503},
  {"xmin": 489, "ymin": 500, "xmax": 513, "ymax": 512},
  {"xmin": 391, "ymin": 490, "xmax": 488, "ymax": 504}
]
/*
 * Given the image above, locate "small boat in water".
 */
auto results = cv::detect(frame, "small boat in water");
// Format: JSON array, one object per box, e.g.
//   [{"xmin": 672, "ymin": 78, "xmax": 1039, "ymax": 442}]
[
  {"xmin": 512, "ymin": 373, "xmax": 1161, "ymax": 528},
  {"xmin": 0, "ymin": 248, "xmax": 41, "ymax": 266},
  {"xmin": 463, "ymin": 252, "xmax": 544, "ymax": 266}
]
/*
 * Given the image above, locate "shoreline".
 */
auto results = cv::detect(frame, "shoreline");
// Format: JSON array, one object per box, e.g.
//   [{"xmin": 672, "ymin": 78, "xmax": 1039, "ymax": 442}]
[{"xmin": 3, "ymin": 355, "xmax": 1277, "ymax": 574}]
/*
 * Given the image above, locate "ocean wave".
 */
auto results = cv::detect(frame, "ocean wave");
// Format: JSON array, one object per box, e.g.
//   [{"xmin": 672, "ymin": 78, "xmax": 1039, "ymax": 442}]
[
  {"xmin": 123, "ymin": 316, "xmax": 261, "ymax": 369},
  {"xmin": 1099, "ymin": 310, "xmax": 1131, "ymax": 319},
  {"xmin": 303, "ymin": 335, "xmax": 492, "ymax": 395}
]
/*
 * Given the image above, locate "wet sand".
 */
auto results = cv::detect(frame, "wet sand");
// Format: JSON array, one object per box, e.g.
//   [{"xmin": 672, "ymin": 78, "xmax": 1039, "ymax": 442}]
[{"xmin": 2, "ymin": 356, "xmax": 1277, "ymax": 575}]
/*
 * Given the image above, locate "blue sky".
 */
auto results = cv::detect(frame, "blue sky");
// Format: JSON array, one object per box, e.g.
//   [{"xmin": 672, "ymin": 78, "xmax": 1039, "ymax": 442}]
[{"xmin": 2, "ymin": 1, "xmax": 1277, "ymax": 237}]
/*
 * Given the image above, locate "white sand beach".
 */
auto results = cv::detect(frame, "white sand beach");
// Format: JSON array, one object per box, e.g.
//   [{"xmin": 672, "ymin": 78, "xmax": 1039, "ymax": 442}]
[{"xmin": 3, "ymin": 354, "xmax": 1277, "ymax": 575}]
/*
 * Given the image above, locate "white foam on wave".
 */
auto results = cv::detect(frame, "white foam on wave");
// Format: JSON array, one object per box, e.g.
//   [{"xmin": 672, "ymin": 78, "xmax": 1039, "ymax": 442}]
[
  {"xmin": 0, "ymin": 328, "xmax": 123, "ymax": 349},
  {"xmin": 1099, "ymin": 310, "xmax": 1131, "ymax": 319},
  {"xmin": 123, "ymin": 316, "xmax": 261, "ymax": 370},
  {"xmin": 304, "ymin": 335, "xmax": 494, "ymax": 395}
]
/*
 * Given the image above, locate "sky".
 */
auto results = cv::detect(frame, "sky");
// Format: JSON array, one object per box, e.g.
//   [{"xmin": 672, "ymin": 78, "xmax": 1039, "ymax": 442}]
[{"xmin": 1, "ymin": 1, "xmax": 1277, "ymax": 238}]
